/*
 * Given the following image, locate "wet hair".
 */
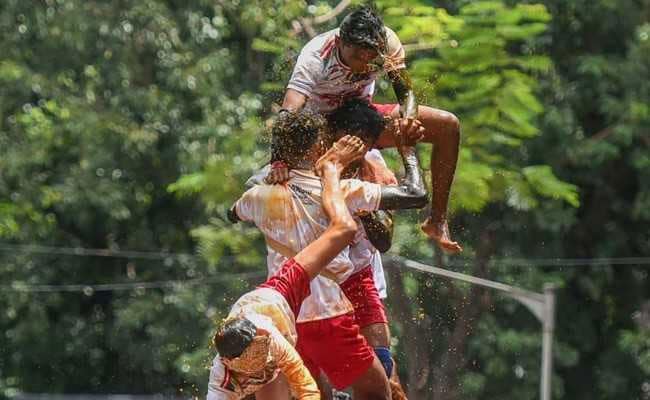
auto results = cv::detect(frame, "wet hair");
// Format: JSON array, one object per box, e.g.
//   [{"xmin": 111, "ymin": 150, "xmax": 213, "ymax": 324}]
[
  {"xmin": 339, "ymin": 5, "xmax": 387, "ymax": 53},
  {"xmin": 327, "ymin": 99, "xmax": 386, "ymax": 145},
  {"xmin": 272, "ymin": 109, "xmax": 327, "ymax": 163},
  {"xmin": 212, "ymin": 318, "xmax": 257, "ymax": 359}
]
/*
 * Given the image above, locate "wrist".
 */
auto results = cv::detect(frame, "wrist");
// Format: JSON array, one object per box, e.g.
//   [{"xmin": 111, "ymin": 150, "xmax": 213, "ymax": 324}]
[
  {"xmin": 271, "ymin": 160, "xmax": 288, "ymax": 170},
  {"xmin": 398, "ymin": 145, "xmax": 416, "ymax": 156}
]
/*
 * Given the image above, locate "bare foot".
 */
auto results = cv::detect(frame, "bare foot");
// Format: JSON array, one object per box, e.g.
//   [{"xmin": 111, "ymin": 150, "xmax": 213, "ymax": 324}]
[
  {"xmin": 421, "ymin": 217, "xmax": 463, "ymax": 254},
  {"xmin": 315, "ymin": 135, "xmax": 367, "ymax": 174}
]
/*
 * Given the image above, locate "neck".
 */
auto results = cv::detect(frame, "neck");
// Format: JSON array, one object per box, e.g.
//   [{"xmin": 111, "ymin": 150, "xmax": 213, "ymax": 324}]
[{"xmin": 335, "ymin": 41, "xmax": 354, "ymax": 69}]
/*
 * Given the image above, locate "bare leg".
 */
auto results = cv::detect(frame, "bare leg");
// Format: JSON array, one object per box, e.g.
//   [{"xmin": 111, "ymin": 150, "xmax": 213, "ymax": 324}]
[
  {"xmin": 360, "ymin": 323, "xmax": 408, "ymax": 400},
  {"xmin": 350, "ymin": 357, "xmax": 392, "ymax": 400},
  {"xmin": 375, "ymin": 105, "xmax": 462, "ymax": 254},
  {"xmin": 316, "ymin": 373, "xmax": 334, "ymax": 400}
]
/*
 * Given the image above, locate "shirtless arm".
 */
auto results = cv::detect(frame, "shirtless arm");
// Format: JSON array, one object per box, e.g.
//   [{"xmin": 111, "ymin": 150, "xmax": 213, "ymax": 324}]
[
  {"xmin": 281, "ymin": 88, "xmax": 308, "ymax": 111},
  {"xmin": 359, "ymin": 210, "xmax": 394, "ymax": 253},
  {"xmin": 387, "ymin": 69, "xmax": 417, "ymax": 120},
  {"xmin": 293, "ymin": 136, "xmax": 364, "ymax": 279}
]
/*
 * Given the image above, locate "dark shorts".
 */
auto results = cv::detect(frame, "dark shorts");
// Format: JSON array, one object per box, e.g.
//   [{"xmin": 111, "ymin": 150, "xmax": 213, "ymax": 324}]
[{"xmin": 258, "ymin": 258, "xmax": 311, "ymax": 317}]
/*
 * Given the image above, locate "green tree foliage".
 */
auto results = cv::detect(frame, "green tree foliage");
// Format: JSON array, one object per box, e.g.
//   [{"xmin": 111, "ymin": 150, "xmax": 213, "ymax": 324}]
[{"xmin": 0, "ymin": 1, "xmax": 647, "ymax": 399}]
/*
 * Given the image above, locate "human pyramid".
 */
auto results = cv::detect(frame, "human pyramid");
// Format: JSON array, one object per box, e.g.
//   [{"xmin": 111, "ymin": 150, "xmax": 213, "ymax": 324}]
[{"xmin": 207, "ymin": 6, "xmax": 461, "ymax": 400}]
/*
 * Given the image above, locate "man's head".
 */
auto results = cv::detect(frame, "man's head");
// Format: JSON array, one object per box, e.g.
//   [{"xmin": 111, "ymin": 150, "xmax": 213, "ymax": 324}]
[
  {"xmin": 327, "ymin": 99, "xmax": 386, "ymax": 148},
  {"xmin": 212, "ymin": 317, "xmax": 257, "ymax": 359},
  {"xmin": 272, "ymin": 109, "xmax": 329, "ymax": 167},
  {"xmin": 339, "ymin": 6, "xmax": 387, "ymax": 73}
]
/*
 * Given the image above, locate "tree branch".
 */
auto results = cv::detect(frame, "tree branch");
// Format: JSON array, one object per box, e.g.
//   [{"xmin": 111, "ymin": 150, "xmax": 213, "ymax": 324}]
[
  {"xmin": 312, "ymin": 0, "xmax": 352, "ymax": 25},
  {"xmin": 292, "ymin": 0, "xmax": 352, "ymax": 38}
]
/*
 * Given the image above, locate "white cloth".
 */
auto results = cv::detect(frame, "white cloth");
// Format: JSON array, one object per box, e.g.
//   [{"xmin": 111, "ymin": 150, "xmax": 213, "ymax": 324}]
[
  {"xmin": 207, "ymin": 293, "xmax": 290, "ymax": 400},
  {"xmin": 287, "ymin": 27, "xmax": 406, "ymax": 113},
  {"xmin": 235, "ymin": 169, "xmax": 382, "ymax": 322},
  {"xmin": 228, "ymin": 288, "xmax": 298, "ymax": 344}
]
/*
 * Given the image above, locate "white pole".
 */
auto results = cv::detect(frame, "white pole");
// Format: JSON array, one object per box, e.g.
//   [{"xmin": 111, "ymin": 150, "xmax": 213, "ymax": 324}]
[{"xmin": 541, "ymin": 284, "xmax": 556, "ymax": 400}]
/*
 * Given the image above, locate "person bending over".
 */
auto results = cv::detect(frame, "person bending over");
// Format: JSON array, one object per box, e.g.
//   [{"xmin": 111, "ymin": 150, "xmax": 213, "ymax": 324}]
[
  {"xmin": 229, "ymin": 107, "xmax": 426, "ymax": 399},
  {"xmin": 207, "ymin": 136, "xmax": 366, "ymax": 400}
]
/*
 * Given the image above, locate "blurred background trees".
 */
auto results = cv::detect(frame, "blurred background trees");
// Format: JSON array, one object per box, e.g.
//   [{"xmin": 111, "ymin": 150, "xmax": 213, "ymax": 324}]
[{"xmin": 0, "ymin": 1, "xmax": 647, "ymax": 399}]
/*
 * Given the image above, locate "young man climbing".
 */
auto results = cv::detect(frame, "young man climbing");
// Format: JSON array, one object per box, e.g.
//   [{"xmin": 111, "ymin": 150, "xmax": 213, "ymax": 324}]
[
  {"xmin": 273, "ymin": 5, "xmax": 462, "ymax": 254},
  {"xmin": 231, "ymin": 105, "xmax": 425, "ymax": 399},
  {"xmin": 207, "ymin": 135, "xmax": 366, "ymax": 400}
]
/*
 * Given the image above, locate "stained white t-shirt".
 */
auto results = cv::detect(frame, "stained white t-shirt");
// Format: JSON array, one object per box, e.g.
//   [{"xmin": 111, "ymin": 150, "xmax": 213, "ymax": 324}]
[
  {"xmin": 288, "ymin": 27, "xmax": 406, "ymax": 113},
  {"xmin": 235, "ymin": 169, "xmax": 382, "ymax": 322}
]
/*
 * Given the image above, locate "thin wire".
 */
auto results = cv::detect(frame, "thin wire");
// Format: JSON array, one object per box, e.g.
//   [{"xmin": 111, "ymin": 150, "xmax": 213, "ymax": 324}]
[
  {"xmin": 1, "ymin": 271, "xmax": 266, "ymax": 293},
  {"xmin": 1, "ymin": 243, "xmax": 649, "ymax": 266},
  {"xmin": 442, "ymin": 256, "xmax": 650, "ymax": 268},
  {"xmin": 0, "ymin": 243, "xmax": 199, "ymax": 261}
]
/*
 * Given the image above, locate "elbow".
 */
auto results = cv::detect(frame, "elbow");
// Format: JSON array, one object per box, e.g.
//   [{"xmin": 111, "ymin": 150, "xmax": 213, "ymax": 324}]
[
  {"xmin": 374, "ymin": 239, "xmax": 392, "ymax": 253},
  {"xmin": 226, "ymin": 207, "xmax": 240, "ymax": 224}
]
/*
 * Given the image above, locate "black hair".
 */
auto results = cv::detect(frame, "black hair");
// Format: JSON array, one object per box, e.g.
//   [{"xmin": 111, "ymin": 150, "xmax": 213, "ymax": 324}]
[
  {"xmin": 339, "ymin": 5, "xmax": 387, "ymax": 53},
  {"xmin": 212, "ymin": 318, "xmax": 257, "ymax": 359},
  {"xmin": 327, "ymin": 98, "xmax": 386, "ymax": 144},
  {"xmin": 272, "ymin": 109, "xmax": 326, "ymax": 163}
]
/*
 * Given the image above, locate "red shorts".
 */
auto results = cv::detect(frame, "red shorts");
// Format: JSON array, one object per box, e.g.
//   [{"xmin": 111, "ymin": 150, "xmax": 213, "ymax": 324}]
[
  {"xmin": 371, "ymin": 103, "xmax": 398, "ymax": 116},
  {"xmin": 340, "ymin": 266, "xmax": 388, "ymax": 328},
  {"xmin": 296, "ymin": 313, "xmax": 375, "ymax": 389},
  {"xmin": 258, "ymin": 258, "xmax": 311, "ymax": 317}
]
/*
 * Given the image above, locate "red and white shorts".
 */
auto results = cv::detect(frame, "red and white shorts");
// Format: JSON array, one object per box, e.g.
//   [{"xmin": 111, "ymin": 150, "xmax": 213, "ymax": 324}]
[
  {"xmin": 340, "ymin": 266, "xmax": 388, "ymax": 328},
  {"xmin": 296, "ymin": 312, "xmax": 375, "ymax": 389}
]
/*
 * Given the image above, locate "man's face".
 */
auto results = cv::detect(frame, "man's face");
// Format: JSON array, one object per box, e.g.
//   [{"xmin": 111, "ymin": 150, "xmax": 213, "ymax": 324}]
[{"xmin": 339, "ymin": 42, "xmax": 381, "ymax": 74}]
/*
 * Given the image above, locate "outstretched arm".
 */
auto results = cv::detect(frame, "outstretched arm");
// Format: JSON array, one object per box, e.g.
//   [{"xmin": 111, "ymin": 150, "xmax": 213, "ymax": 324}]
[
  {"xmin": 378, "ymin": 145, "xmax": 428, "ymax": 210},
  {"xmin": 388, "ymin": 69, "xmax": 418, "ymax": 120},
  {"xmin": 281, "ymin": 88, "xmax": 308, "ymax": 111},
  {"xmin": 387, "ymin": 69, "xmax": 425, "ymax": 143},
  {"xmin": 294, "ymin": 136, "xmax": 365, "ymax": 279}
]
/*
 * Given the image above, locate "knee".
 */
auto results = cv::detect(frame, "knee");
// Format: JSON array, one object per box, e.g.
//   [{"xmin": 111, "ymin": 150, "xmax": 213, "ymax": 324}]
[
  {"xmin": 431, "ymin": 110, "xmax": 460, "ymax": 137},
  {"xmin": 419, "ymin": 107, "xmax": 461, "ymax": 143},
  {"xmin": 443, "ymin": 111, "xmax": 461, "ymax": 134}
]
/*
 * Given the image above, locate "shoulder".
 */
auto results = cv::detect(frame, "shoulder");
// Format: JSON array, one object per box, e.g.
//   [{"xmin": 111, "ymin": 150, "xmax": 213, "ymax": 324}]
[
  {"xmin": 383, "ymin": 26, "xmax": 406, "ymax": 71},
  {"xmin": 208, "ymin": 357, "xmax": 237, "ymax": 394},
  {"xmin": 384, "ymin": 26, "xmax": 402, "ymax": 47},
  {"xmin": 301, "ymin": 28, "xmax": 339, "ymax": 57}
]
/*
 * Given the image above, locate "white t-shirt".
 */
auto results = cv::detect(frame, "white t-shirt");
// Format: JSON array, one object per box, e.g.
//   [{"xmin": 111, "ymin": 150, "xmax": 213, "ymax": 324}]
[
  {"xmin": 287, "ymin": 27, "xmax": 406, "ymax": 113},
  {"xmin": 207, "ymin": 291, "xmax": 294, "ymax": 400},
  {"xmin": 207, "ymin": 307, "xmax": 318, "ymax": 400},
  {"xmin": 235, "ymin": 170, "xmax": 382, "ymax": 322}
]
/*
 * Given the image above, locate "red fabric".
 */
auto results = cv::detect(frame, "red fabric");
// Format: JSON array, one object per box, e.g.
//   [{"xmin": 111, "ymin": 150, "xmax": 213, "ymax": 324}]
[
  {"xmin": 258, "ymin": 258, "xmax": 311, "ymax": 317},
  {"xmin": 340, "ymin": 266, "xmax": 388, "ymax": 328},
  {"xmin": 371, "ymin": 103, "xmax": 398, "ymax": 116},
  {"xmin": 296, "ymin": 313, "xmax": 375, "ymax": 390}
]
